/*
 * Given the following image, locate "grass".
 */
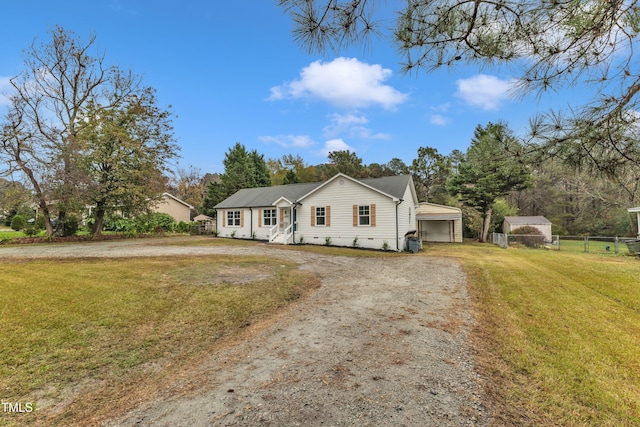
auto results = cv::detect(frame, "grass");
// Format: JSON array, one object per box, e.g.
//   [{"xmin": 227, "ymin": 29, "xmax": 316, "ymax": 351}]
[
  {"xmin": 0, "ymin": 230, "xmax": 31, "ymax": 241},
  {"xmin": 0, "ymin": 253, "xmax": 319, "ymax": 426},
  {"xmin": 428, "ymin": 242, "xmax": 640, "ymax": 426},
  {"xmin": 0, "ymin": 230, "xmax": 92, "ymax": 243}
]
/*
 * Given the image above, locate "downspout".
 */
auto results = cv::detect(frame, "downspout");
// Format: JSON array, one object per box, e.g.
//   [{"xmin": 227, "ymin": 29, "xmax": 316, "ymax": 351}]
[
  {"xmin": 395, "ymin": 199, "xmax": 404, "ymax": 251},
  {"xmin": 292, "ymin": 202, "xmax": 301, "ymax": 244},
  {"xmin": 249, "ymin": 207, "xmax": 253, "ymax": 238}
]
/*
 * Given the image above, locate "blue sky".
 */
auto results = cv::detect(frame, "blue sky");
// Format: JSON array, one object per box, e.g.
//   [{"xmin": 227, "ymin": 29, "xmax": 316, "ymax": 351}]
[{"xmin": 0, "ymin": 1, "xmax": 573, "ymax": 175}]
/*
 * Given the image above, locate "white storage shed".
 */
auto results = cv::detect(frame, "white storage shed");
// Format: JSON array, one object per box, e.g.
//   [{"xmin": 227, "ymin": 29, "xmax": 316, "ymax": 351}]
[{"xmin": 502, "ymin": 216, "xmax": 552, "ymax": 241}]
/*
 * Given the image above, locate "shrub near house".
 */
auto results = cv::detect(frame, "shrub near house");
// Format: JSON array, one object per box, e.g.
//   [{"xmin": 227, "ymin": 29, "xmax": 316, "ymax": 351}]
[
  {"xmin": 100, "ymin": 212, "xmax": 177, "ymax": 234},
  {"xmin": 10, "ymin": 215, "xmax": 26, "ymax": 231}
]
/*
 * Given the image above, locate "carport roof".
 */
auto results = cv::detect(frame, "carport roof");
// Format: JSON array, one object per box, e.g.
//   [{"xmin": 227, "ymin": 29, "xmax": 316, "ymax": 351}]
[{"xmin": 416, "ymin": 213, "xmax": 461, "ymax": 221}]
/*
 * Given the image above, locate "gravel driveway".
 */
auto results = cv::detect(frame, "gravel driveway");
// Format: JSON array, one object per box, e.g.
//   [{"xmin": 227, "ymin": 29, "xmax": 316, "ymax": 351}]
[{"xmin": 1, "ymin": 237, "xmax": 488, "ymax": 426}]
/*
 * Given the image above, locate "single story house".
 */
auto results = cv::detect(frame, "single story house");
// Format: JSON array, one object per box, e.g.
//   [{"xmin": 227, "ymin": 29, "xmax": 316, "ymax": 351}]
[
  {"xmin": 151, "ymin": 193, "xmax": 193, "ymax": 223},
  {"xmin": 503, "ymin": 216, "xmax": 552, "ymax": 241},
  {"xmin": 214, "ymin": 173, "xmax": 419, "ymax": 251},
  {"xmin": 415, "ymin": 203, "xmax": 463, "ymax": 243},
  {"xmin": 628, "ymin": 207, "xmax": 640, "ymax": 238}
]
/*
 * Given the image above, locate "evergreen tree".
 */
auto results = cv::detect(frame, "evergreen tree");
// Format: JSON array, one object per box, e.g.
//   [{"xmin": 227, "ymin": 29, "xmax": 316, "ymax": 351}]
[
  {"xmin": 328, "ymin": 150, "xmax": 366, "ymax": 178},
  {"xmin": 447, "ymin": 122, "xmax": 532, "ymax": 242},
  {"xmin": 282, "ymin": 169, "xmax": 300, "ymax": 185},
  {"xmin": 203, "ymin": 143, "xmax": 272, "ymax": 214},
  {"xmin": 249, "ymin": 149, "xmax": 272, "ymax": 187}
]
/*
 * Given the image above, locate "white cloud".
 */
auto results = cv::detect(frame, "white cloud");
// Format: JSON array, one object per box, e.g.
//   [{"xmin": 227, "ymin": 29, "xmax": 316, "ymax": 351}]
[
  {"xmin": 259, "ymin": 134, "xmax": 315, "ymax": 148},
  {"xmin": 0, "ymin": 76, "xmax": 13, "ymax": 106},
  {"xmin": 431, "ymin": 103, "xmax": 451, "ymax": 113},
  {"xmin": 430, "ymin": 114, "xmax": 451, "ymax": 126},
  {"xmin": 349, "ymin": 127, "xmax": 392, "ymax": 140},
  {"xmin": 323, "ymin": 112, "xmax": 391, "ymax": 140},
  {"xmin": 324, "ymin": 112, "xmax": 367, "ymax": 137},
  {"xmin": 108, "ymin": 1, "xmax": 138, "ymax": 15},
  {"xmin": 455, "ymin": 74, "xmax": 516, "ymax": 110},
  {"xmin": 318, "ymin": 138, "xmax": 354, "ymax": 157},
  {"xmin": 323, "ymin": 112, "xmax": 368, "ymax": 135},
  {"xmin": 268, "ymin": 57, "xmax": 408, "ymax": 110}
]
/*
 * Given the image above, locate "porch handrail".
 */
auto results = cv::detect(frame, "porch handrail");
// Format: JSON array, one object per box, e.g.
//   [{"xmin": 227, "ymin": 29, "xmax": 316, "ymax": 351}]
[
  {"xmin": 268, "ymin": 224, "xmax": 278, "ymax": 242},
  {"xmin": 283, "ymin": 223, "xmax": 293, "ymax": 244}
]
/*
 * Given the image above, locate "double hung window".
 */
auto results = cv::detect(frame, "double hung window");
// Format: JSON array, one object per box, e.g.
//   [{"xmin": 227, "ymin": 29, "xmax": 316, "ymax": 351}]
[
  {"xmin": 358, "ymin": 205, "xmax": 370, "ymax": 226},
  {"xmin": 227, "ymin": 210, "xmax": 241, "ymax": 227},
  {"xmin": 315, "ymin": 207, "xmax": 326, "ymax": 226},
  {"xmin": 263, "ymin": 209, "xmax": 276, "ymax": 226}
]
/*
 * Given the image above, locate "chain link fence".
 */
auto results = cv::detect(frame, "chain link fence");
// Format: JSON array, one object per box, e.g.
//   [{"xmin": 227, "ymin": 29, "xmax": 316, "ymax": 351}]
[
  {"xmin": 491, "ymin": 233, "xmax": 633, "ymax": 255},
  {"xmin": 491, "ymin": 233, "xmax": 559, "ymax": 250},
  {"xmin": 559, "ymin": 236, "xmax": 624, "ymax": 254}
]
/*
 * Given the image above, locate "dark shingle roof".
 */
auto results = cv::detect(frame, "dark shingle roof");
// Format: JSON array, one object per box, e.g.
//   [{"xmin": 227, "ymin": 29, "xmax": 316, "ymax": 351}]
[
  {"xmin": 213, "ymin": 174, "xmax": 412, "ymax": 209},
  {"xmin": 213, "ymin": 182, "xmax": 321, "ymax": 209},
  {"xmin": 359, "ymin": 175, "xmax": 412, "ymax": 200}
]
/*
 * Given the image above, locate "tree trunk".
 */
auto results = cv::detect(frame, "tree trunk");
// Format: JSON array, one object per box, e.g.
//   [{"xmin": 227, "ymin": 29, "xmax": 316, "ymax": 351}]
[
  {"xmin": 421, "ymin": 184, "xmax": 430, "ymax": 203},
  {"xmin": 17, "ymin": 158, "xmax": 55, "ymax": 236},
  {"xmin": 480, "ymin": 207, "xmax": 493, "ymax": 243},
  {"xmin": 40, "ymin": 204, "xmax": 54, "ymax": 236},
  {"xmin": 55, "ymin": 210, "xmax": 67, "ymax": 237},
  {"xmin": 92, "ymin": 206, "xmax": 106, "ymax": 236}
]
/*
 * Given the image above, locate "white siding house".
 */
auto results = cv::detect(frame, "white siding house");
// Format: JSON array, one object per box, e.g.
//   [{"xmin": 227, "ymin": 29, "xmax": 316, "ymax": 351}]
[{"xmin": 214, "ymin": 173, "xmax": 419, "ymax": 251}]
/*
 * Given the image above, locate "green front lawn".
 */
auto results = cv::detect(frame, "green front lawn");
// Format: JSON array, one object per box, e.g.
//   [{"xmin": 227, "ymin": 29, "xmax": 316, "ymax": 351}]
[
  {"xmin": 0, "ymin": 253, "xmax": 319, "ymax": 426},
  {"xmin": 431, "ymin": 242, "xmax": 640, "ymax": 426}
]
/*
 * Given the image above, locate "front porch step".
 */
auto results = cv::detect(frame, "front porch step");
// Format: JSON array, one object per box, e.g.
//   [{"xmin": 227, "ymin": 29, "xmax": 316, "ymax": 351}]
[{"xmin": 269, "ymin": 233, "xmax": 289, "ymax": 245}]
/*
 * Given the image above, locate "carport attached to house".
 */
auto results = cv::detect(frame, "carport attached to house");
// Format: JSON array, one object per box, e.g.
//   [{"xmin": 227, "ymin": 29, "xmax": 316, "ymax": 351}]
[{"xmin": 416, "ymin": 203, "xmax": 462, "ymax": 243}]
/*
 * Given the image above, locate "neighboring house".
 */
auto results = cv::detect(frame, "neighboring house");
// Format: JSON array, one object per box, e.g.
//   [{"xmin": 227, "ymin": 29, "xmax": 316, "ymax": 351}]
[
  {"xmin": 628, "ymin": 207, "xmax": 640, "ymax": 238},
  {"xmin": 415, "ymin": 203, "xmax": 463, "ymax": 243},
  {"xmin": 151, "ymin": 193, "xmax": 193, "ymax": 223},
  {"xmin": 214, "ymin": 173, "xmax": 419, "ymax": 251},
  {"xmin": 503, "ymin": 216, "xmax": 552, "ymax": 241}
]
